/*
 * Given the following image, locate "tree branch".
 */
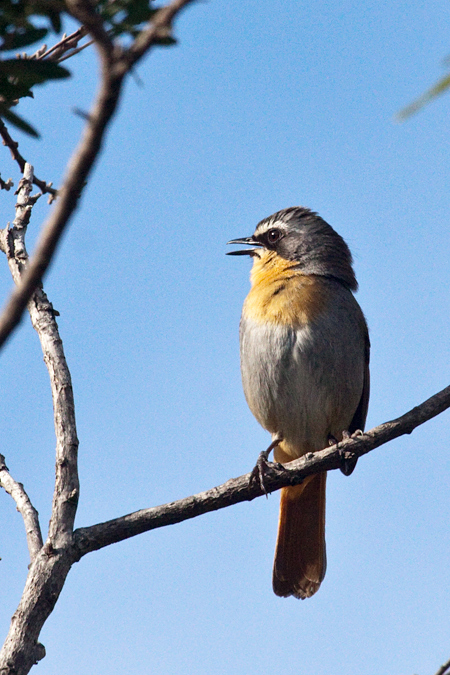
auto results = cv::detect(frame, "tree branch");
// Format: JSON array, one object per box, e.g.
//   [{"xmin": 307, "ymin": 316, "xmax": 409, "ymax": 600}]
[
  {"xmin": 0, "ymin": 0, "xmax": 195, "ymax": 353},
  {"xmin": 0, "ymin": 454, "xmax": 43, "ymax": 562},
  {"xmin": 0, "ymin": 59, "xmax": 121, "ymax": 351},
  {"xmin": 434, "ymin": 657, "xmax": 450, "ymax": 675},
  {"xmin": 74, "ymin": 383, "xmax": 450, "ymax": 557},
  {"xmin": 0, "ymin": 163, "xmax": 79, "ymax": 673},
  {"xmin": 0, "ymin": 28, "xmax": 92, "ymax": 202},
  {"xmin": 35, "ymin": 26, "xmax": 89, "ymax": 62},
  {"xmin": 64, "ymin": 0, "xmax": 114, "ymax": 60},
  {"xmin": 0, "ymin": 163, "xmax": 80, "ymax": 546},
  {"xmin": 0, "ymin": 119, "xmax": 56, "ymax": 198}
]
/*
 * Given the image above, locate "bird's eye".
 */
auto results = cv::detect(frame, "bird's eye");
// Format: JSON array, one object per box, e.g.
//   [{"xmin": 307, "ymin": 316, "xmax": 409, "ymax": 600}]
[{"xmin": 266, "ymin": 229, "xmax": 281, "ymax": 245}]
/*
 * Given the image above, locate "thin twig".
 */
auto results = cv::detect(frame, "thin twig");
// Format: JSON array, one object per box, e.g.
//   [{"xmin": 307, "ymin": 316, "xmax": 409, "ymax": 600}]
[
  {"xmin": 37, "ymin": 27, "xmax": 88, "ymax": 61},
  {"xmin": 57, "ymin": 38, "xmax": 95, "ymax": 63},
  {"xmin": 74, "ymin": 383, "xmax": 450, "ymax": 557},
  {"xmin": 0, "ymin": 174, "xmax": 13, "ymax": 191},
  {"xmin": 0, "ymin": 454, "xmax": 43, "ymax": 562},
  {"xmin": 0, "ymin": 119, "xmax": 56, "ymax": 197},
  {"xmin": 65, "ymin": 0, "xmax": 114, "ymax": 59}
]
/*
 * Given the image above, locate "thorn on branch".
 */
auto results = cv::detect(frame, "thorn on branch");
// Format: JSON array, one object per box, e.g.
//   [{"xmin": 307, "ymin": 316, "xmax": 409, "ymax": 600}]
[
  {"xmin": 28, "ymin": 192, "xmax": 43, "ymax": 205},
  {"xmin": 73, "ymin": 107, "xmax": 91, "ymax": 121}
]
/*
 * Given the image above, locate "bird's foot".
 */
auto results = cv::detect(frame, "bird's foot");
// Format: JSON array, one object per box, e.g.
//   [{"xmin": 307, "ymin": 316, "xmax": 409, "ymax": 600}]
[
  {"xmin": 335, "ymin": 429, "xmax": 362, "ymax": 476},
  {"xmin": 249, "ymin": 435, "xmax": 284, "ymax": 496}
]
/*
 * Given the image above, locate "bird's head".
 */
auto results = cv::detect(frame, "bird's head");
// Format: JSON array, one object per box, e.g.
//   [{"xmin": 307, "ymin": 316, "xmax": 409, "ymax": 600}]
[{"xmin": 227, "ymin": 206, "xmax": 357, "ymax": 291}]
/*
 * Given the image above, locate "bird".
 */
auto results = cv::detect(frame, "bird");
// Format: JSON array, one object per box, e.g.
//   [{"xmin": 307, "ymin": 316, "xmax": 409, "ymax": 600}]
[{"xmin": 227, "ymin": 206, "xmax": 370, "ymax": 599}]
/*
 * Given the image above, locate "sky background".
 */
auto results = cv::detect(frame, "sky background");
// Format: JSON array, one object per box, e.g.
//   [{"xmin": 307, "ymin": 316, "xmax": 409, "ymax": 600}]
[{"xmin": 1, "ymin": 1, "xmax": 450, "ymax": 674}]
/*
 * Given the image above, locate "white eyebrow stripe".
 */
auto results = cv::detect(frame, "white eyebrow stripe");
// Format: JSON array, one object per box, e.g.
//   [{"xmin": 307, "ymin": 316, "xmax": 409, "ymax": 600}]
[{"xmin": 253, "ymin": 219, "xmax": 287, "ymax": 237}]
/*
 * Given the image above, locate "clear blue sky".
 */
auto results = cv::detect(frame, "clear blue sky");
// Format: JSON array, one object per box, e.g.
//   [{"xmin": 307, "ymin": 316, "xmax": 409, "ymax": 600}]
[{"xmin": 1, "ymin": 1, "xmax": 450, "ymax": 673}]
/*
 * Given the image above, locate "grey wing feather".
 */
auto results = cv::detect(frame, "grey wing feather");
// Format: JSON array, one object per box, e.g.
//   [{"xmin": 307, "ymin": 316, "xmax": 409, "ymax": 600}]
[{"xmin": 349, "ymin": 329, "xmax": 370, "ymax": 434}]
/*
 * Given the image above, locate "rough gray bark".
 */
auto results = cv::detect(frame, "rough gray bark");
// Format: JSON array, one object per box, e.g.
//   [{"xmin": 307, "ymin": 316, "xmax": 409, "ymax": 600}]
[
  {"xmin": 0, "ymin": 163, "xmax": 79, "ymax": 674},
  {"xmin": 0, "ymin": 453, "xmax": 43, "ymax": 562}
]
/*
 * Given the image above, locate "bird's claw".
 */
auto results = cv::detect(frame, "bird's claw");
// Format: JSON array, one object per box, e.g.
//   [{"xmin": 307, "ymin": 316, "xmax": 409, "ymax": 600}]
[
  {"xmin": 337, "ymin": 429, "xmax": 361, "ymax": 476},
  {"xmin": 249, "ymin": 436, "xmax": 284, "ymax": 496}
]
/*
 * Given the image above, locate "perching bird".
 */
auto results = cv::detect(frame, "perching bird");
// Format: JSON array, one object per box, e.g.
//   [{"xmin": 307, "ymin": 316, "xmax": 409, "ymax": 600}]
[{"xmin": 228, "ymin": 206, "xmax": 370, "ymax": 599}]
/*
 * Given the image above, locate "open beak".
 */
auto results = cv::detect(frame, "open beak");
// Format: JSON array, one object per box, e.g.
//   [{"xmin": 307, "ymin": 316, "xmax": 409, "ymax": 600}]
[{"xmin": 226, "ymin": 236, "xmax": 262, "ymax": 256}]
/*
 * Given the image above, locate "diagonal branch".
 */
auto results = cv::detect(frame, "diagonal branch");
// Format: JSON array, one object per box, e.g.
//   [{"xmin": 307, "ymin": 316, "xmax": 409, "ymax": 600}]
[
  {"xmin": 74, "ymin": 383, "xmax": 450, "ymax": 558},
  {"xmin": 0, "ymin": 118, "xmax": 57, "ymax": 197},
  {"xmin": 0, "ymin": 58, "xmax": 122, "ymax": 351},
  {"xmin": 435, "ymin": 657, "xmax": 450, "ymax": 675},
  {"xmin": 36, "ymin": 26, "xmax": 89, "ymax": 62},
  {"xmin": 65, "ymin": 0, "xmax": 114, "ymax": 59},
  {"xmin": 0, "ymin": 454, "xmax": 43, "ymax": 562},
  {"xmin": 0, "ymin": 0, "xmax": 195, "ymax": 354}
]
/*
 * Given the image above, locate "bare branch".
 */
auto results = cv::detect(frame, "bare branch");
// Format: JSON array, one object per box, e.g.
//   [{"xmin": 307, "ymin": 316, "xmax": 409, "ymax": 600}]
[
  {"xmin": 0, "ymin": 454, "xmax": 43, "ymax": 562},
  {"xmin": 37, "ymin": 27, "xmax": 89, "ymax": 62},
  {"xmin": 74, "ymin": 383, "xmax": 450, "ymax": 557},
  {"xmin": 0, "ymin": 545, "xmax": 75, "ymax": 675},
  {"xmin": 0, "ymin": 62, "xmax": 122, "ymax": 350},
  {"xmin": 434, "ymin": 658, "xmax": 450, "ymax": 675},
  {"xmin": 0, "ymin": 174, "xmax": 13, "ymax": 191},
  {"xmin": 0, "ymin": 162, "xmax": 79, "ymax": 673},
  {"xmin": 57, "ymin": 38, "xmax": 95, "ymax": 63},
  {"xmin": 0, "ymin": 163, "xmax": 80, "ymax": 545},
  {"xmin": 65, "ymin": 0, "xmax": 114, "ymax": 60},
  {"xmin": 0, "ymin": 119, "xmax": 56, "ymax": 197}
]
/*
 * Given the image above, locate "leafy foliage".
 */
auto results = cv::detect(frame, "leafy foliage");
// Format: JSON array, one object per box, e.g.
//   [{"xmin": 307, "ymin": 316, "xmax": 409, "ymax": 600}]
[
  {"xmin": 98, "ymin": 0, "xmax": 158, "ymax": 37},
  {"xmin": 96, "ymin": 0, "xmax": 177, "ymax": 44},
  {"xmin": 0, "ymin": 58, "xmax": 69, "ymax": 99},
  {"xmin": 0, "ymin": 1, "xmax": 66, "ymax": 136},
  {"xmin": 0, "ymin": 1, "xmax": 64, "ymax": 53},
  {"xmin": 0, "ymin": 1, "xmax": 177, "ymax": 137}
]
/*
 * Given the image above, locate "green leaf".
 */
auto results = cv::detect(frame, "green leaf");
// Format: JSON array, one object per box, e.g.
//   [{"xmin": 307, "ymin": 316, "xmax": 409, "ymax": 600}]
[
  {"xmin": 0, "ymin": 59, "xmax": 70, "ymax": 84},
  {"xmin": 0, "ymin": 103, "xmax": 39, "ymax": 137},
  {"xmin": 153, "ymin": 35, "xmax": 177, "ymax": 46},
  {"xmin": 97, "ymin": 0, "xmax": 158, "ymax": 37},
  {"xmin": 398, "ymin": 72, "xmax": 450, "ymax": 120},
  {"xmin": 0, "ymin": 27, "xmax": 48, "ymax": 51},
  {"xmin": 0, "ymin": 77, "xmax": 33, "ymax": 100}
]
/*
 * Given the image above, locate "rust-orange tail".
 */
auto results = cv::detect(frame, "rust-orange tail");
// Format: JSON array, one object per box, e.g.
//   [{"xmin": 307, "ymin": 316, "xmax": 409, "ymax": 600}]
[{"xmin": 272, "ymin": 472, "xmax": 327, "ymax": 599}]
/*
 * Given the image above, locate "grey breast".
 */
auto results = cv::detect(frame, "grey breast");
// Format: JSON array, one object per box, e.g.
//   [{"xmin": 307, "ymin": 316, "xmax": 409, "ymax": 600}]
[{"xmin": 240, "ymin": 280, "xmax": 366, "ymax": 456}]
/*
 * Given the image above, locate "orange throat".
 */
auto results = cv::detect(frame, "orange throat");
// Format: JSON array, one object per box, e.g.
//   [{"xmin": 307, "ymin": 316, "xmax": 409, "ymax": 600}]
[{"xmin": 243, "ymin": 250, "xmax": 328, "ymax": 326}]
